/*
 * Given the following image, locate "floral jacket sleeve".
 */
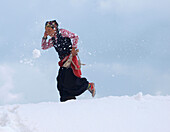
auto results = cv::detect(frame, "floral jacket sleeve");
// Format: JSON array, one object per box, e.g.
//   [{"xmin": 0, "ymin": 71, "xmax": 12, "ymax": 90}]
[{"xmin": 41, "ymin": 29, "xmax": 79, "ymax": 50}]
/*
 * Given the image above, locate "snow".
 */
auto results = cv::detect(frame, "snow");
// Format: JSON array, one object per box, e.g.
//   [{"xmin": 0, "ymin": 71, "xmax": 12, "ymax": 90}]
[
  {"xmin": 0, "ymin": 94, "xmax": 170, "ymax": 132},
  {"xmin": 19, "ymin": 49, "xmax": 41, "ymax": 66},
  {"xmin": 32, "ymin": 49, "xmax": 41, "ymax": 59},
  {"xmin": 19, "ymin": 58, "xmax": 34, "ymax": 66}
]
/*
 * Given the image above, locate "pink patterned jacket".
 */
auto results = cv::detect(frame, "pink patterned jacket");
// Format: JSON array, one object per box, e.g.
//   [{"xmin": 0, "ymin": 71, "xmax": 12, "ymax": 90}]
[{"xmin": 41, "ymin": 29, "xmax": 79, "ymax": 50}]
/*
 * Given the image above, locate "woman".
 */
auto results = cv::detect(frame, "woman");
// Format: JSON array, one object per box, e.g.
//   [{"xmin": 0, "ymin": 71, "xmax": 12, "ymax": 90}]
[{"xmin": 41, "ymin": 20, "xmax": 95, "ymax": 102}]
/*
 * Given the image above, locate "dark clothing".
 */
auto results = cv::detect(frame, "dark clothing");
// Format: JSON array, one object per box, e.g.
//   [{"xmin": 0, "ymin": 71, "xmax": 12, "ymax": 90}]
[
  {"xmin": 57, "ymin": 67, "xmax": 89, "ymax": 102},
  {"xmin": 42, "ymin": 28, "xmax": 88, "ymax": 102},
  {"xmin": 52, "ymin": 33, "xmax": 72, "ymax": 60}
]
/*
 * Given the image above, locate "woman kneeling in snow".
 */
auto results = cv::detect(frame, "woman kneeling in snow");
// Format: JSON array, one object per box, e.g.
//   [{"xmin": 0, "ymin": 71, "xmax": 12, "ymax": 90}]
[{"xmin": 41, "ymin": 20, "xmax": 96, "ymax": 102}]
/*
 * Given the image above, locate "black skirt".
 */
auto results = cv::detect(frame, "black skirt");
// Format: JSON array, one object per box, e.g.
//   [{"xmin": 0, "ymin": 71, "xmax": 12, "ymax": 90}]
[{"xmin": 57, "ymin": 67, "xmax": 89, "ymax": 102}]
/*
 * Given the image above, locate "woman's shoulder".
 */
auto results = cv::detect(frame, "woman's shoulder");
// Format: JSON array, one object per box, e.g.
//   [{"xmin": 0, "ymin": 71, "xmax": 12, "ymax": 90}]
[{"xmin": 59, "ymin": 28, "xmax": 69, "ymax": 33}]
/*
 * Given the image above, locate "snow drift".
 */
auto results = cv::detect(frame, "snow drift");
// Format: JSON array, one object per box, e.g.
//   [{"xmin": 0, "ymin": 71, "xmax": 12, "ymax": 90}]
[{"xmin": 0, "ymin": 94, "xmax": 170, "ymax": 132}]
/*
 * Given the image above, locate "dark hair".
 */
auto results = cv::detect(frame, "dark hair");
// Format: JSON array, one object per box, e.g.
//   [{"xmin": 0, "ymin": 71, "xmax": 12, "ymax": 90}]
[{"xmin": 45, "ymin": 20, "xmax": 58, "ymax": 29}]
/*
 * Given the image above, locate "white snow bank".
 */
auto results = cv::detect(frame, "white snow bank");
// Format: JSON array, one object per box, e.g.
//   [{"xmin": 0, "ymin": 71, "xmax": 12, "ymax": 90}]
[{"xmin": 0, "ymin": 94, "xmax": 170, "ymax": 132}]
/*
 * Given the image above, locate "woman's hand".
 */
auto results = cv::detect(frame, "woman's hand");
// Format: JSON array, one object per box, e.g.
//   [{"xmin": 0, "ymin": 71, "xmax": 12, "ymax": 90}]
[
  {"xmin": 71, "ymin": 48, "xmax": 78, "ymax": 56},
  {"xmin": 43, "ymin": 31, "xmax": 48, "ymax": 38}
]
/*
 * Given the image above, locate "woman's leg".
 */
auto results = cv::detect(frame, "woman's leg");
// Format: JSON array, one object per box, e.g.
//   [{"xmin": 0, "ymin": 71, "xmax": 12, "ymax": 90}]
[{"xmin": 57, "ymin": 67, "xmax": 89, "ymax": 102}]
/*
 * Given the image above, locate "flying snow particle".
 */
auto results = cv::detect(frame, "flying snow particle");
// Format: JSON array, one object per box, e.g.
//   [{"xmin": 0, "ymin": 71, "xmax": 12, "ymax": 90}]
[
  {"xmin": 88, "ymin": 52, "xmax": 92, "ymax": 55},
  {"xmin": 32, "ymin": 49, "xmax": 41, "ymax": 59},
  {"xmin": 111, "ymin": 74, "xmax": 115, "ymax": 77}
]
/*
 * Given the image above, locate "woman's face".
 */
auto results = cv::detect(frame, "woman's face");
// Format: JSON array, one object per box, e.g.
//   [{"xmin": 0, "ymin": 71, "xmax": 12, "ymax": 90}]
[{"xmin": 45, "ymin": 27, "xmax": 56, "ymax": 37}]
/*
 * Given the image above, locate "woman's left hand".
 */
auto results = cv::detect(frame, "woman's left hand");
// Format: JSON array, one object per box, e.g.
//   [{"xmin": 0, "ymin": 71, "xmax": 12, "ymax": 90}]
[{"xmin": 71, "ymin": 48, "xmax": 78, "ymax": 56}]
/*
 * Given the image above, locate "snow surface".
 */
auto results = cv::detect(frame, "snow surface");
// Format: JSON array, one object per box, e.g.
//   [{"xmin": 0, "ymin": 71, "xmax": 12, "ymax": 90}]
[{"xmin": 0, "ymin": 94, "xmax": 170, "ymax": 132}]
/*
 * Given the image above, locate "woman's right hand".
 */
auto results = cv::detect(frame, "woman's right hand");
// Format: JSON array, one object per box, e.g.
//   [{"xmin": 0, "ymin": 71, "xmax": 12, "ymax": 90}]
[{"xmin": 44, "ymin": 31, "xmax": 48, "ymax": 38}]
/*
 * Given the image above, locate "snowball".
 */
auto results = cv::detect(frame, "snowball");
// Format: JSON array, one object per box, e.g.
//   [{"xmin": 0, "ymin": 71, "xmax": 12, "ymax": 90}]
[{"xmin": 32, "ymin": 49, "xmax": 41, "ymax": 59}]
